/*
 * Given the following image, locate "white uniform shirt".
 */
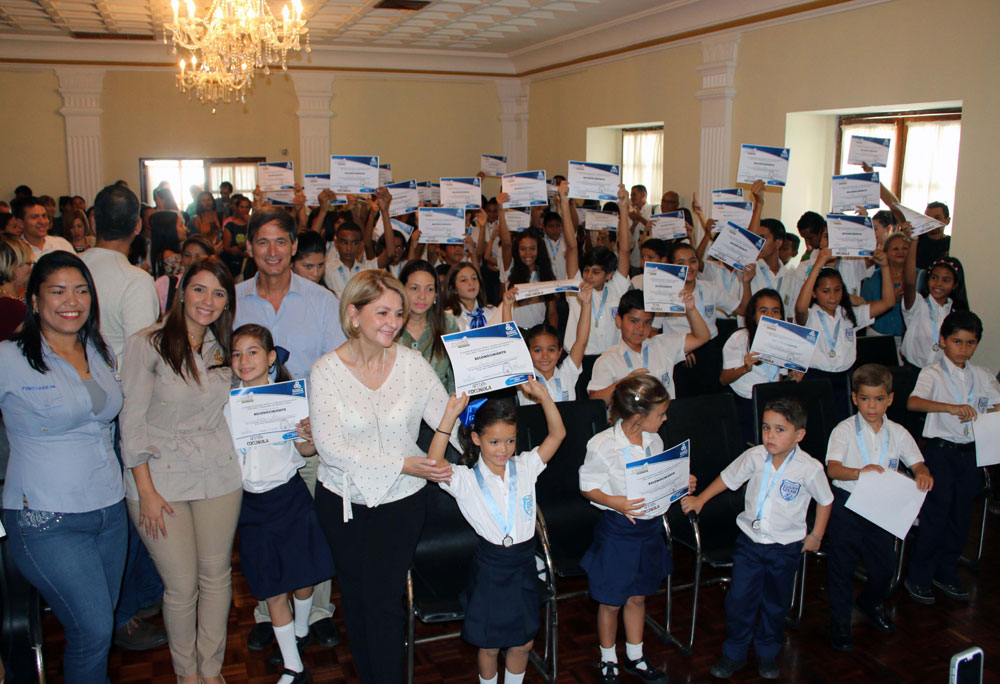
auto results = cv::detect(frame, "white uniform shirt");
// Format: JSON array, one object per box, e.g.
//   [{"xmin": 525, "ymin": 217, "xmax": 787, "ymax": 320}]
[
  {"xmin": 24, "ymin": 235, "xmax": 74, "ymax": 259},
  {"xmin": 656, "ymin": 279, "xmax": 736, "ymax": 340},
  {"xmin": 702, "ymin": 261, "xmax": 745, "ymax": 320},
  {"xmin": 629, "ymin": 203, "xmax": 653, "ymax": 269},
  {"xmin": 323, "ymin": 252, "xmax": 374, "ymax": 299},
  {"xmin": 440, "ymin": 448, "xmax": 544, "ymax": 545},
  {"xmin": 912, "ymin": 357, "xmax": 1000, "ymax": 444},
  {"xmin": 508, "ymin": 269, "xmax": 547, "ymax": 329},
  {"xmin": 563, "ymin": 271, "xmax": 629, "ymax": 355},
  {"xmin": 722, "ymin": 328, "xmax": 787, "ymax": 400},
  {"xmin": 519, "ymin": 359, "xmax": 582, "ymax": 406},
  {"xmin": 454, "ymin": 303, "xmax": 502, "ymax": 332},
  {"xmin": 749, "ymin": 259, "xmax": 798, "ymax": 317},
  {"xmin": 805, "ymin": 304, "xmax": 874, "ymax": 372},
  {"xmin": 825, "ymin": 415, "xmax": 924, "ymax": 493},
  {"xmin": 900, "ymin": 295, "xmax": 951, "ymax": 368},
  {"xmin": 579, "ymin": 421, "xmax": 665, "ymax": 521},
  {"xmin": 588, "ymin": 334, "xmax": 687, "ymax": 399},
  {"xmin": 721, "ymin": 445, "xmax": 834, "ymax": 545},
  {"xmin": 543, "ymin": 234, "xmax": 568, "ymax": 280},
  {"xmin": 795, "ymin": 257, "xmax": 868, "ymax": 298}
]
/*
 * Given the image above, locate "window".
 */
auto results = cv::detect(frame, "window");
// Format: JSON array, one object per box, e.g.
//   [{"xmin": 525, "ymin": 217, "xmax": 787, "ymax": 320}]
[
  {"xmin": 621, "ymin": 127, "xmax": 663, "ymax": 201},
  {"xmin": 140, "ymin": 157, "xmax": 265, "ymax": 208}
]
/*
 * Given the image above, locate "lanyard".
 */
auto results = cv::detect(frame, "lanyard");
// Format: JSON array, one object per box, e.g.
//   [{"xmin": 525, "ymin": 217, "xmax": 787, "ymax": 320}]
[
  {"xmin": 474, "ymin": 459, "xmax": 518, "ymax": 543},
  {"xmin": 338, "ymin": 263, "xmax": 359, "ymax": 286},
  {"xmin": 624, "ymin": 345, "xmax": 649, "ymax": 371},
  {"xmin": 764, "ymin": 362, "xmax": 780, "ymax": 383},
  {"xmin": 592, "ymin": 286, "xmax": 610, "ymax": 328},
  {"xmin": 754, "ymin": 448, "xmax": 796, "ymax": 524},
  {"xmin": 545, "ymin": 235, "xmax": 561, "ymax": 257},
  {"xmin": 940, "ymin": 358, "xmax": 975, "ymax": 408},
  {"xmin": 854, "ymin": 414, "xmax": 889, "ymax": 467},
  {"xmin": 536, "ymin": 373, "xmax": 564, "ymax": 401},
  {"xmin": 466, "ymin": 307, "xmax": 486, "ymax": 329},
  {"xmin": 927, "ymin": 296, "xmax": 950, "ymax": 341},
  {"xmin": 721, "ymin": 267, "xmax": 738, "ymax": 292},
  {"xmin": 758, "ymin": 264, "xmax": 783, "ymax": 294},
  {"xmin": 621, "ymin": 445, "xmax": 653, "ymax": 464},
  {"xmin": 816, "ymin": 309, "xmax": 842, "ymax": 356}
]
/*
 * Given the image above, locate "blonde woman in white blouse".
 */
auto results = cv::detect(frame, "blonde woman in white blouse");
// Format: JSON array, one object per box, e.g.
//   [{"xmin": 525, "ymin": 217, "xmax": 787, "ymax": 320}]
[{"xmin": 309, "ymin": 269, "xmax": 457, "ymax": 684}]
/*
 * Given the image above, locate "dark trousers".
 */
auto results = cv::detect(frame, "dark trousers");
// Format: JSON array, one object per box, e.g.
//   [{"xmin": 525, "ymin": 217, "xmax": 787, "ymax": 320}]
[
  {"xmin": 826, "ymin": 488, "xmax": 895, "ymax": 626},
  {"xmin": 315, "ymin": 484, "xmax": 427, "ymax": 684},
  {"xmin": 722, "ymin": 533, "xmax": 801, "ymax": 662},
  {"xmin": 907, "ymin": 439, "xmax": 981, "ymax": 586}
]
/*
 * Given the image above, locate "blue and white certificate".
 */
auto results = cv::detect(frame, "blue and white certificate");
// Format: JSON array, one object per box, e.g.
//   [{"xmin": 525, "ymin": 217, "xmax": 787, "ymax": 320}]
[
  {"xmin": 440, "ymin": 177, "xmax": 482, "ymax": 209},
  {"xmin": 847, "ymin": 135, "xmax": 891, "ymax": 168},
  {"xmin": 373, "ymin": 217, "xmax": 415, "ymax": 241},
  {"xmin": 894, "ymin": 203, "xmax": 945, "ymax": 237},
  {"xmin": 712, "ymin": 188, "xmax": 744, "ymax": 204},
  {"xmin": 304, "ymin": 173, "xmax": 333, "ymax": 206},
  {"xmin": 504, "ymin": 209, "xmax": 530, "ymax": 232},
  {"xmin": 625, "ymin": 439, "xmax": 691, "ymax": 518},
  {"xmin": 749, "ymin": 316, "xmax": 820, "ymax": 372},
  {"xmin": 417, "ymin": 181, "xmax": 439, "ymax": 205},
  {"xmin": 827, "ymin": 214, "xmax": 875, "ymax": 257},
  {"xmin": 643, "ymin": 262, "xmax": 688, "ymax": 313},
  {"xmin": 502, "ymin": 170, "xmax": 548, "ymax": 208},
  {"xmin": 228, "ymin": 379, "xmax": 309, "ymax": 451},
  {"xmin": 649, "ymin": 211, "xmax": 687, "ymax": 240},
  {"xmin": 585, "ymin": 210, "xmax": 618, "ymax": 232},
  {"xmin": 443, "ymin": 322, "xmax": 535, "ymax": 396},
  {"xmin": 568, "ymin": 160, "xmax": 621, "ymax": 201},
  {"xmin": 712, "ymin": 201, "xmax": 753, "ymax": 229},
  {"xmin": 418, "ymin": 207, "xmax": 466, "ymax": 244},
  {"xmin": 706, "ymin": 222, "xmax": 766, "ymax": 270},
  {"xmin": 481, "ymin": 154, "xmax": 508, "ymax": 176},
  {"xmin": 513, "ymin": 279, "xmax": 580, "ymax": 301},
  {"xmin": 737, "ymin": 144, "xmax": 791, "ymax": 186},
  {"xmin": 330, "ymin": 155, "xmax": 379, "ymax": 194},
  {"xmin": 831, "ymin": 172, "xmax": 880, "ymax": 212},
  {"xmin": 387, "ymin": 179, "xmax": 419, "ymax": 217},
  {"xmin": 379, "ymin": 163, "xmax": 393, "ymax": 186},
  {"xmin": 258, "ymin": 161, "xmax": 295, "ymax": 205}
]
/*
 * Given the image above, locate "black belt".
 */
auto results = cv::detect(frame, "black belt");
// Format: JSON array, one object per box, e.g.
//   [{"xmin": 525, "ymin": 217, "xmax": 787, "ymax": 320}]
[{"xmin": 927, "ymin": 437, "xmax": 975, "ymax": 451}]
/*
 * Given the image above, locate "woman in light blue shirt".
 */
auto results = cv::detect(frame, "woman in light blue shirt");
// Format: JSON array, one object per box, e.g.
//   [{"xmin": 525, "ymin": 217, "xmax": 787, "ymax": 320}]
[{"xmin": 0, "ymin": 251, "xmax": 126, "ymax": 684}]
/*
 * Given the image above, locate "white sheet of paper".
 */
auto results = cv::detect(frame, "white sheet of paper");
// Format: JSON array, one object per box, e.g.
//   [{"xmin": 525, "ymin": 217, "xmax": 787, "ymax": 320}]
[
  {"xmin": 567, "ymin": 160, "xmax": 621, "ymax": 201},
  {"xmin": 513, "ymin": 279, "xmax": 580, "ymax": 301},
  {"xmin": 973, "ymin": 411, "xmax": 1000, "ymax": 466},
  {"xmin": 502, "ymin": 170, "xmax": 548, "ymax": 208},
  {"xmin": 440, "ymin": 177, "xmax": 482, "ymax": 209},
  {"xmin": 649, "ymin": 211, "xmax": 687, "ymax": 240},
  {"xmin": 847, "ymin": 135, "xmax": 890, "ymax": 168},
  {"xmin": 481, "ymin": 154, "xmax": 508, "ymax": 176},
  {"xmin": 228, "ymin": 379, "xmax": 309, "ymax": 451},
  {"xmin": 712, "ymin": 201, "xmax": 753, "ymax": 229},
  {"xmin": 827, "ymin": 214, "xmax": 876, "ymax": 257},
  {"xmin": 845, "ymin": 470, "xmax": 927, "ymax": 539},
  {"xmin": 373, "ymin": 217, "xmax": 415, "ymax": 240},
  {"xmin": 258, "ymin": 161, "xmax": 295, "ymax": 205},
  {"xmin": 712, "ymin": 188, "xmax": 744, "ymax": 204},
  {"xmin": 443, "ymin": 322, "xmax": 535, "ymax": 396},
  {"xmin": 504, "ymin": 209, "xmax": 530, "ymax": 232},
  {"xmin": 737, "ymin": 144, "xmax": 790, "ymax": 186},
  {"xmin": 417, "ymin": 207, "xmax": 466, "ymax": 244},
  {"xmin": 303, "ymin": 174, "xmax": 332, "ymax": 206},
  {"xmin": 387, "ymin": 179, "xmax": 419, "ymax": 217},
  {"xmin": 625, "ymin": 440, "xmax": 691, "ymax": 518},
  {"xmin": 330, "ymin": 155, "xmax": 379, "ymax": 194},
  {"xmin": 831, "ymin": 172, "xmax": 880, "ymax": 212},
  {"xmin": 894, "ymin": 203, "xmax": 945, "ymax": 237},
  {"xmin": 379, "ymin": 163, "xmax": 393, "ymax": 186},
  {"xmin": 643, "ymin": 262, "xmax": 688, "ymax": 313},
  {"xmin": 706, "ymin": 222, "xmax": 766, "ymax": 270},
  {"xmin": 749, "ymin": 316, "xmax": 820, "ymax": 372},
  {"xmin": 585, "ymin": 210, "xmax": 618, "ymax": 232}
]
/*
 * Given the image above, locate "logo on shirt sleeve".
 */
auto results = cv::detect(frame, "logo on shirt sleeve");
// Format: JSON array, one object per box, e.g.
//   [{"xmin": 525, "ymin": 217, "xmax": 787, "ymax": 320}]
[
  {"xmin": 522, "ymin": 493, "xmax": 535, "ymax": 517},
  {"xmin": 779, "ymin": 480, "xmax": 801, "ymax": 501}
]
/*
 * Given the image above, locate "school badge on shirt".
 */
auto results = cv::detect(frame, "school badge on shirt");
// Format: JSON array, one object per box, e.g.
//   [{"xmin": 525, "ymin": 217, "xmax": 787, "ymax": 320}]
[
  {"xmin": 522, "ymin": 493, "xmax": 535, "ymax": 517},
  {"xmin": 779, "ymin": 480, "xmax": 801, "ymax": 501}
]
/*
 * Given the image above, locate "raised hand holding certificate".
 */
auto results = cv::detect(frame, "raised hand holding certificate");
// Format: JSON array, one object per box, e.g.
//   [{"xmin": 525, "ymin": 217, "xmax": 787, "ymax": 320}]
[
  {"xmin": 827, "ymin": 214, "xmax": 876, "ymax": 257},
  {"xmin": 440, "ymin": 177, "xmax": 482, "ymax": 209},
  {"xmin": 568, "ymin": 160, "xmax": 621, "ymax": 201},
  {"xmin": 585, "ymin": 210, "xmax": 618, "ymax": 232},
  {"xmin": 894, "ymin": 203, "xmax": 945, "ymax": 236},
  {"xmin": 831, "ymin": 172, "xmax": 880, "ymax": 212},
  {"xmin": 712, "ymin": 188, "xmax": 744, "ymax": 204},
  {"xmin": 228, "ymin": 379, "xmax": 309, "ymax": 451},
  {"xmin": 737, "ymin": 144, "xmax": 791, "ymax": 186},
  {"xmin": 387, "ymin": 179, "xmax": 419, "ymax": 217},
  {"xmin": 481, "ymin": 154, "xmax": 508, "ymax": 176},
  {"xmin": 644, "ymin": 262, "xmax": 688, "ymax": 313},
  {"xmin": 258, "ymin": 161, "xmax": 295, "ymax": 205},
  {"xmin": 846, "ymin": 470, "xmax": 927, "ymax": 539},
  {"xmin": 303, "ymin": 174, "xmax": 333, "ymax": 206},
  {"xmin": 712, "ymin": 201, "xmax": 753, "ymax": 229},
  {"xmin": 706, "ymin": 222, "xmax": 766, "ymax": 270},
  {"xmin": 502, "ymin": 170, "xmax": 548, "ymax": 208},
  {"xmin": 443, "ymin": 322, "xmax": 535, "ymax": 396},
  {"xmin": 649, "ymin": 211, "xmax": 687, "ymax": 240},
  {"xmin": 513, "ymin": 279, "xmax": 580, "ymax": 301},
  {"xmin": 418, "ymin": 207, "xmax": 466, "ymax": 244},
  {"xmin": 625, "ymin": 440, "xmax": 691, "ymax": 517},
  {"xmin": 749, "ymin": 316, "xmax": 820, "ymax": 372},
  {"xmin": 847, "ymin": 135, "xmax": 890, "ymax": 168},
  {"xmin": 330, "ymin": 155, "xmax": 379, "ymax": 194}
]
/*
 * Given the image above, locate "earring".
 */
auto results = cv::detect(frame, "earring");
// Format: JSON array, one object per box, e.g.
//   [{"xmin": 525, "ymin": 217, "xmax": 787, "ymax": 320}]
[{"xmin": 353, "ymin": 320, "xmax": 360, "ymax": 328}]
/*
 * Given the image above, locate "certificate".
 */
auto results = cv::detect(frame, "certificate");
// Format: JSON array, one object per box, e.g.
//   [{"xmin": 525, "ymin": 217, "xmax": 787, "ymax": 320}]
[
  {"xmin": 513, "ymin": 279, "xmax": 580, "ymax": 301},
  {"xmin": 712, "ymin": 201, "xmax": 753, "ymax": 229},
  {"xmin": 387, "ymin": 179, "xmax": 419, "ymax": 217},
  {"xmin": 974, "ymin": 411, "xmax": 1000, "ymax": 467},
  {"xmin": 643, "ymin": 262, "xmax": 688, "ymax": 313},
  {"xmin": 826, "ymin": 214, "xmax": 876, "ymax": 257},
  {"xmin": 737, "ymin": 144, "xmax": 791, "ymax": 187},
  {"xmin": 585, "ymin": 210, "xmax": 618, "ymax": 232},
  {"xmin": 504, "ymin": 209, "xmax": 530, "ymax": 232},
  {"xmin": 749, "ymin": 316, "xmax": 820, "ymax": 372},
  {"xmin": 330, "ymin": 155, "xmax": 379, "ymax": 194},
  {"xmin": 894, "ymin": 203, "xmax": 945, "ymax": 237},
  {"xmin": 373, "ymin": 217, "xmax": 415, "ymax": 241},
  {"xmin": 228, "ymin": 379, "xmax": 309, "ymax": 451},
  {"xmin": 417, "ymin": 207, "xmax": 466, "ymax": 244},
  {"xmin": 379, "ymin": 163, "xmax": 393, "ymax": 186},
  {"xmin": 303, "ymin": 174, "xmax": 334, "ymax": 206},
  {"xmin": 481, "ymin": 154, "xmax": 508, "ymax": 176},
  {"xmin": 847, "ymin": 135, "xmax": 891, "ymax": 168},
  {"xmin": 846, "ymin": 470, "xmax": 927, "ymax": 539},
  {"xmin": 568, "ymin": 160, "xmax": 621, "ymax": 201},
  {"xmin": 258, "ymin": 161, "xmax": 294, "ymax": 205},
  {"xmin": 440, "ymin": 177, "xmax": 482, "ymax": 210},
  {"xmin": 649, "ymin": 211, "xmax": 687, "ymax": 240},
  {"xmin": 706, "ymin": 222, "xmax": 766, "ymax": 270},
  {"xmin": 712, "ymin": 188, "xmax": 744, "ymax": 204},
  {"xmin": 830, "ymin": 172, "xmax": 880, "ymax": 212},
  {"xmin": 502, "ymin": 170, "xmax": 548, "ymax": 208},
  {"xmin": 546, "ymin": 179, "xmax": 558, "ymax": 198},
  {"xmin": 625, "ymin": 439, "xmax": 691, "ymax": 517},
  {"xmin": 443, "ymin": 322, "xmax": 535, "ymax": 396},
  {"xmin": 417, "ymin": 181, "xmax": 439, "ymax": 205}
]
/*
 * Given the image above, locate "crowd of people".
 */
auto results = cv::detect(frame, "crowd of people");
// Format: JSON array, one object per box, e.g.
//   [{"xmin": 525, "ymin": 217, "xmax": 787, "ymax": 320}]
[{"xmin": 0, "ymin": 165, "xmax": 994, "ymax": 684}]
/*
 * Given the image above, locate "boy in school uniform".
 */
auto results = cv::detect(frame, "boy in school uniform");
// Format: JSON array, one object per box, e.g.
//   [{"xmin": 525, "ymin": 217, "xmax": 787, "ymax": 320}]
[
  {"xmin": 825, "ymin": 364, "xmax": 934, "ymax": 652},
  {"xmin": 682, "ymin": 397, "xmax": 833, "ymax": 680},
  {"xmin": 324, "ymin": 221, "xmax": 375, "ymax": 298}
]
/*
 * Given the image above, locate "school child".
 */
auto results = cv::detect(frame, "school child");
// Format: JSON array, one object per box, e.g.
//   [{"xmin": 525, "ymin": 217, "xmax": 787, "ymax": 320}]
[
  {"xmin": 226, "ymin": 324, "xmax": 336, "ymax": 684},
  {"xmin": 324, "ymin": 220, "xmax": 374, "ymax": 298},
  {"xmin": 291, "ymin": 230, "xmax": 328, "ymax": 286},
  {"xmin": 825, "ymin": 364, "xmax": 934, "ymax": 652},
  {"xmin": 521, "ymin": 282, "xmax": 593, "ymax": 406},
  {"xmin": 427, "ymin": 381, "xmax": 566, "ymax": 684},
  {"xmin": 901, "ymin": 238, "xmax": 969, "ymax": 368},
  {"xmin": 444, "ymin": 261, "xmax": 506, "ymax": 331},
  {"xmin": 904, "ymin": 311, "xmax": 1000, "ymax": 604},
  {"xmin": 779, "ymin": 233, "xmax": 800, "ymax": 266},
  {"xmin": 682, "ymin": 397, "xmax": 833, "ymax": 680},
  {"xmin": 795, "ymin": 221, "xmax": 870, "ymax": 299},
  {"xmin": 579, "ymin": 375, "xmax": 697, "ymax": 684},
  {"xmin": 497, "ymin": 198, "xmax": 559, "ymax": 328}
]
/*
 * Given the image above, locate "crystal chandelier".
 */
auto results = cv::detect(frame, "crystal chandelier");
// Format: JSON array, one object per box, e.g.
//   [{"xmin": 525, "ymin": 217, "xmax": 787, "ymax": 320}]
[{"xmin": 166, "ymin": 0, "xmax": 310, "ymax": 104}]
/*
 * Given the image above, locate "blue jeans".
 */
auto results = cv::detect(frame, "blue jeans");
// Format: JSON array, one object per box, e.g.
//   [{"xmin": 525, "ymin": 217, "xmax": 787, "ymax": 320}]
[{"xmin": 3, "ymin": 501, "xmax": 127, "ymax": 684}]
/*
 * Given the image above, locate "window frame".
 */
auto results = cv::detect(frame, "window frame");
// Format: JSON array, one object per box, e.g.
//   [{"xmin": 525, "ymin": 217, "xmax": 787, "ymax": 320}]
[{"xmin": 139, "ymin": 156, "xmax": 266, "ymax": 206}]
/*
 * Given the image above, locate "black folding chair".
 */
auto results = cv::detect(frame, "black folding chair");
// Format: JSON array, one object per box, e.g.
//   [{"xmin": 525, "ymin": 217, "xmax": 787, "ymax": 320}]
[
  {"xmin": 574, "ymin": 355, "xmax": 600, "ymax": 403},
  {"xmin": 752, "ymin": 379, "xmax": 838, "ymax": 464},
  {"xmin": 887, "ymin": 365, "xmax": 925, "ymax": 441},
  {"xmin": 0, "ymin": 535, "xmax": 46, "ymax": 684},
  {"xmin": 853, "ymin": 335, "xmax": 900, "ymax": 369}
]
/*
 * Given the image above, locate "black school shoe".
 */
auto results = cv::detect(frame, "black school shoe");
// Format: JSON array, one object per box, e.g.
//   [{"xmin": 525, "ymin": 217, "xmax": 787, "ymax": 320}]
[
  {"xmin": 269, "ymin": 632, "xmax": 313, "ymax": 667},
  {"xmin": 310, "ymin": 617, "xmax": 342, "ymax": 647},
  {"xmin": 855, "ymin": 601, "xmax": 895, "ymax": 632},
  {"xmin": 758, "ymin": 658, "xmax": 780, "ymax": 680},
  {"xmin": 932, "ymin": 579, "xmax": 970, "ymax": 601},
  {"xmin": 710, "ymin": 657, "xmax": 746, "ymax": 679},
  {"xmin": 247, "ymin": 622, "xmax": 275, "ymax": 651},
  {"xmin": 280, "ymin": 667, "xmax": 310, "ymax": 683},
  {"xmin": 903, "ymin": 578, "xmax": 936, "ymax": 605},
  {"xmin": 598, "ymin": 661, "xmax": 621, "ymax": 683},
  {"xmin": 829, "ymin": 623, "xmax": 853, "ymax": 652},
  {"xmin": 623, "ymin": 656, "xmax": 668, "ymax": 683}
]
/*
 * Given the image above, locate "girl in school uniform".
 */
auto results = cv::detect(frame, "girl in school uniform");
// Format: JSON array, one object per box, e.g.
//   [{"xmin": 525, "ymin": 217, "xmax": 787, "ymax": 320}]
[
  {"xmin": 497, "ymin": 197, "xmax": 558, "ymax": 330},
  {"xmin": 520, "ymin": 282, "xmax": 593, "ymax": 406},
  {"xmin": 427, "ymin": 381, "xmax": 566, "ymax": 684},
  {"xmin": 795, "ymin": 248, "xmax": 895, "ymax": 418},
  {"xmin": 901, "ymin": 237, "xmax": 969, "ymax": 368},
  {"xmin": 579, "ymin": 375, "xmax": 696, "ymax": 684},
  {"xmin": 445, "ymin": 261, "xmax": 504, "ymax": 331},
  {"xmin": 226, "ymin": 324, "xmax": 336, "ymax": 684}
]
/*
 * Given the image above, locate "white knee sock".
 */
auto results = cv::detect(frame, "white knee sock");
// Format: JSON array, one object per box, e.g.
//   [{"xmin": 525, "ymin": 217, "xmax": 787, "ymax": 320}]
[
  {"xmin": 600, "ymin": 645, "xmax": 617, "ymax": 663},
  {"xmin": 479, "ymin": 674, "xmax": 498, "ymax": 684},
  {"xmin": 274, "ymin": 622, "xmax": 303, "ymax": 680},
  {"xmin": 504, "ymin": 668, "xmax": 525, "ymax": 684},
  {"xmin": 625, "ymin": 641, "xmax": 647, "ymax": 668},
  {"xmin": 293, "ymin": 595, "xmax": 313, "ymax": 639}
]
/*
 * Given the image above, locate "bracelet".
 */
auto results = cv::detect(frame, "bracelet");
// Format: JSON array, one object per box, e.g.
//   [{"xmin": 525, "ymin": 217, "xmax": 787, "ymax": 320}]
[
  {"xmin": 808, "ymin": 533, "xmax": 823, "ymax": 542},
  {"xmin": 435, "ymin": 428, "xmax": 451, "ymax": 436}
]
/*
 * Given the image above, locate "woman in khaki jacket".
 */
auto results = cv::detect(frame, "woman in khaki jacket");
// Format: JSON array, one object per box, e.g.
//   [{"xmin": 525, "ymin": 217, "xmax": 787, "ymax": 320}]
[{"xmin": 120, "ymin": 256, "xmax": 241, "ymax": 684}]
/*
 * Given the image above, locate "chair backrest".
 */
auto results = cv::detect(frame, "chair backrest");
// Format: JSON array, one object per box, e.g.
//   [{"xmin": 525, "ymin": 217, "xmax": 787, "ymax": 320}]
[
  {"xmin": 887, "ymin": 365, "xmax": 925, "ymax": 441},
  {"xmin": 716, "ymin": 318, "xmax": 739, "ymax": 344},
  {"xmin": 410, "ymin": 483, "xmax": 480, "ymax": 605},
  {"xmin": 853, "ymin": 335, "xmax": 900, "ymax": 369},
  {"xmin": 574, "ymin": 354, "xmax": 600, "ymax": 403},
  {"xmin": 752, "ymin": 379, "xmax": 837, "ymax": 462}
]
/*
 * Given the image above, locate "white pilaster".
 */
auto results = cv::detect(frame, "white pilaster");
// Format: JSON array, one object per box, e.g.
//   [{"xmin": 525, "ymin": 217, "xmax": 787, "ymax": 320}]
[
  {"xmin": 495, "ymin": 79, "xmax": 529, "ymax": 172},
  {"xmin": 695, "ymin": 34, "xmax": 740, "ymax": 224},
  {"xmin": 56, "ymin": 67, "xmax": 106, "ymax": 203},
  {"xmin": 290, "ymin": 72, "xmax": 335, "ymax": 175}
]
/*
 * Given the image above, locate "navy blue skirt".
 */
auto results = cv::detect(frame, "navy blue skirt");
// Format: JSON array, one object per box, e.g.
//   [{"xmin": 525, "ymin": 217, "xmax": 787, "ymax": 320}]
[
  {"xmin": 460, "ymin": 537, "xmax": 540, "ymax": 649},
  {"xmin": 238, "ymin": 474, "xmax": 336, "ymax": 600},
  {"xmin": 581, "ymin": 510, "xmax": 673, "ymax": 606}
]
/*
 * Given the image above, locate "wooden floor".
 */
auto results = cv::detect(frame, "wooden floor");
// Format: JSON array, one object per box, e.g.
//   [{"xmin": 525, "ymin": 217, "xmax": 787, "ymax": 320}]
[{"xmin": 43, "ymin": 507, "xmax": 998, "ymax": 683}]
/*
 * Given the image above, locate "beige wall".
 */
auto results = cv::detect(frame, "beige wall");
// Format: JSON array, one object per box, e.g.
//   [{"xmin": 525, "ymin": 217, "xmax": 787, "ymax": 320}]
[{"xmin": 0, "ymin": 69, "xmax": 67, "ymax": 200}]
